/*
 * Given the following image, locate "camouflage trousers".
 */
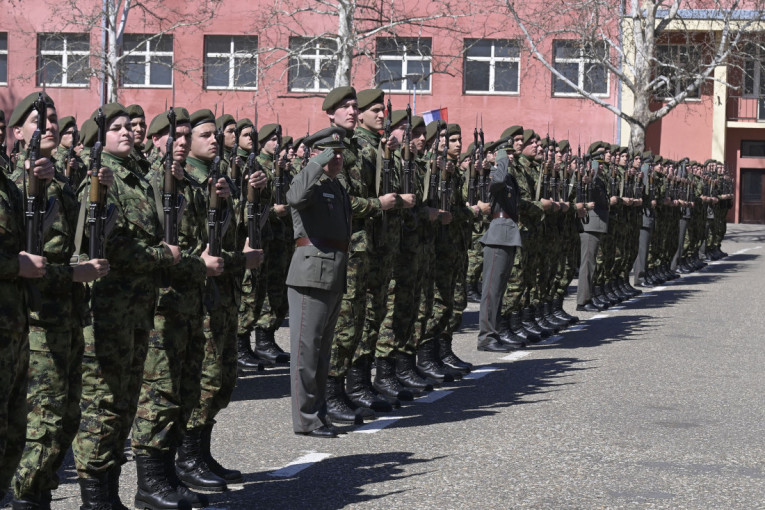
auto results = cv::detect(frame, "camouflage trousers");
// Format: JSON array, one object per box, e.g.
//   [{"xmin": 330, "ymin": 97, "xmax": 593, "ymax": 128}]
[
  {"xmin": 411, "ymin": 233, "xmax": 436, "ymax": 352},
  {"xmin": 329, "ymin": 248, "xmax": 369, "ymax": 378},
  {"xmin": 537, "ymin": 221, "xmax": 562, "ymax": 303},
  {"xmin": 255, "ymin": 238, "xmax": 293, "ymax": 332},
  {"xmin": 554, "ymin": 220, "xmax": 580, "ymax": 299},
  {"xmin": 0, "ymin": 330, "xmax": 29, "ymax": 495},
  {"xmin": 364, "ymin": 231, "xmax": 399, "ymax": 361},
  {"xmin": 449, "ymin": 245, "xmax": 469, "ymax": 336},
  {"xmin": 466, "ymin": 225, "xmax": 486, "ymax": 286},
  {"xmin": 423, "ymin": 239, "xmax": 463, "ymax": 343},
  {"xmin": 73, "ymin": 324, "xmax": 149, "ymax": 477},
  {"xmin": 377, "ymin": 232, "xmax": 421, "ymax": 358},
  {"xmin": 13, "ymin": 326, "xmax": 83, "ymax": 499},
  {"xmin": 502, "ymin": 230, "xmax": 539, "ymax": 315},
  {"xmin": 130, "ymin": 310, "xmax": 205, "ymax": 455},
  {"xmin": 237, "ymin": 267, "xmax": 262, "ymax": 337},
  {"xmin": 187, "ymin": 304, "xmax": 239, "ymax": 432}
]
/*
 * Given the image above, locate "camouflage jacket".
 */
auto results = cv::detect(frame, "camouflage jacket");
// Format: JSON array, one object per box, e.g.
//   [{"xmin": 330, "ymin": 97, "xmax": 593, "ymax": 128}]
[
  {"xmin": 12, "ymin": 155, "xmax": 86, "ymax": 329},
  {"xmin": 257, "ymin": 152, "xmax": 292, "ymax": 241},
  {"xmin": 0, "ymin": 168, "xmax": 28, "ymax": 332},
  {"xmin": 81, "ymin": 152, "xmax": 175, "ymax": 330},
  {"xmin": 514, "ymin": 155, "xmax": 546, "ymax": 233},
  {"xmin": 130, "ymin": 146, "xmax": 152, "ymax": 176},
  {"xmin": 52, "ymin": 144, "xmax": 87, "ymax": 189}
]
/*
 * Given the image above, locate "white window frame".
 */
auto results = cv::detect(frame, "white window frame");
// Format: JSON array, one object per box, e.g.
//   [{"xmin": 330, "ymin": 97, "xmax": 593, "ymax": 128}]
[
  {"xmin": 655, "ymin": 43, "xmax": 702, "ymax": 102},
  {"xmin": 204, "ymin": 35, "xmax": 258, "ymax": 91},
  {"xmin": 38, "ymin": 33, "xmax": 90, "ymax": 88},
  {"xmin": 0, "ymin": 33, "xmax": 7, "ymax": 86},
  {"xmin": 288, "ymin": 38, "xmax": 337, "ymax": 93},
  {"xmin": 464, "ymin": 39, "xmax": 521, "ymax": 95},
  {"xmin": 552, "ymin": 41, "xmax": 610, "ymax": 98},
  {"xmin": 376, "ymin": 38, "xmax": 432, "ymax": 94},
  {"xmin": 121, "ymin": 34, "xmax": 173, "ymax": 88}
]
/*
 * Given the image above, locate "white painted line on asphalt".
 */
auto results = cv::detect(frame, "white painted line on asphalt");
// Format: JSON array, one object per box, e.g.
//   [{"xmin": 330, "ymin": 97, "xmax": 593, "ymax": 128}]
[
  {"xmin": 733, "ymin": 246, "xmax": 761, "ymax": 255},
  {"xmin": 708, "ymin": 261, "xmax": 722, "ymax": 265},
  {"xmin": 500, "ymin": 351, "xmax": 531, "ymax": 361},
  {"xmin": 652, "ymin": 286, "xmax": 667, "ymax": 291},
  {"xmin": 566, "ymin": 325, "xmax": 586, "ymax": 332},
  {"xmin": 353, "ymin": 416, "xmax": 405, "ymax": 434},
  {"xmin": 590, "ymin": 314, "xmax": 610, "ymax": 320},
  {"xmin": 416, "ymin": 390, "xmax": 453, "ymax": 404},
  {"xmin": 462, "ymin": 366, "xmax": 500, "ymax": 379},
  {"xmin": 269, "ymin": 452, "xmax": 332, "ymax": 478},
  {"xmin": 609, "ymin": 306, "xmax": 626, "ymax": 310}
]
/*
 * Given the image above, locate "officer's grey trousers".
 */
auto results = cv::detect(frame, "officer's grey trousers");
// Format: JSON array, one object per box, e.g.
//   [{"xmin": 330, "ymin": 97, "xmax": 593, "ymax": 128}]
[
  {"xmin": 477, "ymin": 245, "xmax": 516, "ymax": 348},
  {"xmin": 577, "ymin": 232, "xmax": 602, "ymax": 305},
  {"xmin": 633, "ymin": 225, "xmax": 652, "ymax": 285}
]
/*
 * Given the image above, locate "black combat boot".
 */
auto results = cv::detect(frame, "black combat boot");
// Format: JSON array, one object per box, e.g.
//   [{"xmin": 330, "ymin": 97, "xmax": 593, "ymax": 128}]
[
  {"xmin": 236, "ymin": 334, "xmax": 265, "ymax": 371},
  {"xmin": 175, "ymin": 431, "xmax": 227, "ymax": 493},
  {"xmin": 326, "ymin": 376, "xmax": 368, "ymax": 424},
  {"xmin": 395, "ymin": 352, "xmax": 434, "ymax": 391},
  {"xmin": 543, "ymin": 301, "xmax": 569, "ymax": 329},
  {"xmin": 603, "ymin": 282, "xmax": 621, "ymax": 305},
  {"xmin": 10, "ymin": 499, "xmax": 45, "ymax": 510},
  {"xmin": 164, "ymin": 451, "xmax": 207, "ymax": 508},
  {"xmin": 345, "ymin": 359, "xmax": 396, "ymax": 411},
  {"xmin": 591, "ymin": 286, "xmax": 610, "ymax": 309},
  {"xmin": 512, "ymin": 310, "xmax": 540, "ymax": 342},
  {"xmin": 373, "ymin": 357, "xmax": 415, "ymax": 401},
  {"xmin": 79, "ymin": 472, "xmax": 111, "ymax": 510},
  {"xmin": 532, "ymin": 305, "xmax": 558, "ymax": 336},
  {"xmin": 466, "ymin": 281, "xmax": 481, "ymax": 303},
  {"xmin": 437, "ymin": 336, "xmax": 472, "ymax": 373},
  {"xmin": 416, "ymin": 341, "xmax": 454, "ymax": 383},
  {"xmin": 201, "ymin": 423, "xmax": 243, "ymax": 484},
  {"xmin": 107, "ymin": 463, "xmax": 129, "ymax": 510},
  {"xmin": 552, "ymin": 297, "xmax": 578, "ymax": 325},
  {"xmin": 135, "ymin": 454, "xmax": 196, "ymax": 510},
  {"xmin": 254, "ymin": 329, "xmax": 290, "ymax": 364},
  {"xmin": 498, "ymin": 314, "xmax": 525, "ymax": 348},
  {"xmin": 521, "ymin": 307, "xmax": 547, "ymax": 339}
]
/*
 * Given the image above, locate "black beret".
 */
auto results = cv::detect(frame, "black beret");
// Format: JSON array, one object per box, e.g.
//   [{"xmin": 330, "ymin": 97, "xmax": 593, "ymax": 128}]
[
  {"xmin": 411, "ymin": 115, "xmax": 425, "ymax": 131},
  {"xmin": 216, "ymin": 114, "xmax": 236, "ymax": 131},
  {"xmin": 500, "ymin": 125, "xmax": 523, "ymax": 141},
  {"xmin": 9, "ymin": 92, "xmax": 55, "ymax": 127},
  {"xmin": 91, "ymin": 102, "xmax": 129, "ymax": 126},
  {"xmin": 58, "ymin": 115, "xmax": 76, "ymax": 134},
  {"xmin": 190, "ymin": 109, "xmax": 216, "ymax": 130},
  {"xmin": 147, "ymin": 107, "xmax": 190, "ymax": 137},
  {"xmin": 127, "ymin": 104, "xmax": 145, "ymax": 118},
  {"xmin": 322, "ymin": 86, "xmax": 357, "ymax": 112},
  {"xmin": 305, "ymin": 126, "xmax": 345, "ymax": 150},
  {"xmin": 258, "ymin": 123, "xmax": 279, "ymax": 144},
  {"xmin": 357, "ymin": 89, "xmax": 384, "ymax": 111},
  {"xmin": 389, "ymin": 110, "xmax": 408, "ymax": 128},
  {"xmin": 80, "ymin": 119, "xmax": 98, "ymax": 148}
]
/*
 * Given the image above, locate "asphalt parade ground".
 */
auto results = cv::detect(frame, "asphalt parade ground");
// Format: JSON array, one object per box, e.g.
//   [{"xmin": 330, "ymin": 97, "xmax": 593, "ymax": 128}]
[{"xmin": 9, "ymin": 223, "xmax": 765, "ymax": 510}]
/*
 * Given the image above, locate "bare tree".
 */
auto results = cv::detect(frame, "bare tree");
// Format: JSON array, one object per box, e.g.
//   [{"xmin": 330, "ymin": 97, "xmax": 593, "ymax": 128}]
[
  {"xmin": 504, "ymin": 0, "xmax": 765, "ymax": 151},
  {"xmin": 43, "ymin": 0, "xmax": 220, "ymax": 102}
]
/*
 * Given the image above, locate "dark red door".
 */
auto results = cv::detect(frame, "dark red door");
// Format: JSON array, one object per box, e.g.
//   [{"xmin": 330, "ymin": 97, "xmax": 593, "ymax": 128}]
[{"xmin": 740, "ymin": 169, "xmax": 765, "ymax": 224}]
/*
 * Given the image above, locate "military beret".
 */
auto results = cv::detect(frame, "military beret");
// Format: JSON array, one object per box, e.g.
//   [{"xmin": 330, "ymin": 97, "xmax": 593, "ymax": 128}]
[
  {"xmin": 127, "ymin": 104, "xmax": 145, "ymax": 119},
  {"xmin": 293, "ymin": 136, "xmax": 306, "ymax": 149},
  {"xmin": 425, "ymin": 121, "xmax": 442, "ymax": 145},
  {"xmin": 216, "ymin": 114, "xmax": 236, "ymax": 131},
  {"xmin": 322, "ymin": 86, "xmax": 357, "ymax": 112},
  {"xmin": 58, "ymin": 116, "xmax": 76, "ymax": 134},
  {"xmin": 80, "ymin": 118, "xmax": 98, "ymax": 148},
  {"xmin": 641, "ymin": 150, "xmax": 653, "ymax": 161},
  {"xmin": 703, "ymin": 158, "xmax": 715, "ymax": 166},
  {"xmin": 9, "ymin": 92, "xmax": 55, "ymax": 127},
  {"xmin": 144, "ymin": 138, "xmax": 154, "ymax": 153},
  {"xmin": 147, "ymin": 107, "xmax": 191, "ymax": 137},
  {"xmin": 690, "ymin": 160, "xmax": 699, "ymax": 167},
  {"xmin": 235, "ymin": 118, "xmax": 253, "ymax": 135},
  {"xmin": 446, "ymin": 123, "xmax": 461, "ymax": 137},
  {"xmin": 258, "ymin": 123, "xmax": 279, "ymax": 144},
  {"xmin": 522, "ymin": 129, "xmax": 536, "ymax": 146},
  {"xmin": 91, "ymin": 103, "xmax": 129, "ymax": 126},
  {"xmin": 459, "ymin": 152, "xmax": 471, "ymax": 164},
  {"xmin": 557, "ymin": 140, "xmax": 570, "ymax": 153},
  {"xmin": 652, "ymin": 155, "xmax": 663, "ymax": 165},
  {"xmin": 616, "ymin": 146, "xmax": 629, "ymax": 155},
  {"xmin": 500, "ymin": 125, "xmax": 523, "ymax": 141},
  {"xmin": 357, "ymin": 89, "xmax": 385, "ymax": 111},
  {"xmin": 389, "ymin": 110, "xmax": 408, "ymax": 128},
  {"xmin": 538, "ymin": 137, "xmax": 550, "ymax": 149},
  {"xmin": 484, "ymin": 140, "xmax": 501, "ymax": 153},
  {"xmin": 587, "ymin": 141, "xmax": 603, "ymax": 155},
  {"xmin": 282, "ymin": 136, "xmax": 293, "ymax": 147},
  {"xmin": 411, "ymin": 115, "xmax": 425, "ymax": 131},
  {"xmin": 190, "ymin": 109, "xmax": 216, "ymax": 130},
  {"xmin": 305, "ymin": 126, "xmax": 345, "ymax": 150}
]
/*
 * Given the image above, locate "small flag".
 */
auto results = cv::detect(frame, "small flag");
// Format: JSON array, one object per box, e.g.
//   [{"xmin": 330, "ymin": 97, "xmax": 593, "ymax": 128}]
[{"xmin": 421, "ymin": 108, "xmax": 448, "ymax": 125}]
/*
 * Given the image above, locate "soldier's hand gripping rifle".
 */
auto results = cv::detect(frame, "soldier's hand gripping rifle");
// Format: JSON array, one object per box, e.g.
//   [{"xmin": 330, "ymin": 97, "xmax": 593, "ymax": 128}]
[
  {"xmin": 87, "ymin": 108, "xmax": 116, "ymax": 260},
  {"xmin": 65, "ymin": 124, "xmax": 79, "ymax": 180},
  {"xmin": 162, "ymin": 107, "xmax": 187, "ymax": 245},
  {"xmin": 402, "ymin": 105, "xmax": 414, "ymax": 195}
]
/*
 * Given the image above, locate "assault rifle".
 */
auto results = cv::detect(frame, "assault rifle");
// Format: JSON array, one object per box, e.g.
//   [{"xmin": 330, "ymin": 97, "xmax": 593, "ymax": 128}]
[
  {"xmin": 208, "ymin": 126, "xmax": 229, "ymax": 257},
  {"xmin": 478, "ymin": 119, "xmax": 488, "ymax": 203},
  {"xmin": 10, "ymin": 140, "xmax": 21, "ymax": 167},
  {"xmin": 246, "ymin": 106, "xmax": 265, "ymax": 249},
  {"xmin": 162, "ymin": 107, "xmax": 187, "ymax": 245},
  {"xmin": 467, "ymin": 125, "xmax": 479, "ymax": 206},
  {"xmin": 425, "ymin": 122, "xmax": 442, "ymax": 209},
  {"xmin": 438, "ymin": 123, "xmax": 451, "ymax": 240},
  {"xmin": 274, "ymin": 124, "xmax": 286, "ymax": 206},
  {"xmin": 575, "ymin": 146, "xmax": 589, "ymax": 224},
  {"xmin": 87, "ymin": 108, "xmax": 116, "ymax": 260},
  {"xmin": 402, "ymin": 105, "xmax": 414, "ymax": 195}
]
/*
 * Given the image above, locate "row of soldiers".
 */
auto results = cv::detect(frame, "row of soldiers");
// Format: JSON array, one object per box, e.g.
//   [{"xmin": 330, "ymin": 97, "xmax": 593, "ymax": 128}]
[{"xmin": 0, "ymin": 84, "xmax": 733, "ymax": 510}]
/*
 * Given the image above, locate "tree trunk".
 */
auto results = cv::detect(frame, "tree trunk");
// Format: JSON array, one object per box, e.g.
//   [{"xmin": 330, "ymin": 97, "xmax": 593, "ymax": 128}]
[{"xmin": 334, "ymin": 0, "xmax": 354, "ymax": 87}]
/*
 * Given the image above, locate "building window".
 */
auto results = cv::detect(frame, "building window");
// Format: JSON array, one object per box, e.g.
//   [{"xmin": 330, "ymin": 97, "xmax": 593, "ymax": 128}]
[
  {"xmin": 743, "ymin": 44, "xmax": 765, "ymax": 98},
  {"xmin": 0, "ymin": 33, "xmax": 7, "ymax": 86},
  {"xmin": 121, "ymin": 34, "xmax": 173, "ymax": 87},
  {"xmin": 204, "ymin": 35, "xmax": 258, "ymax": 90},
  {"xmin": 655, "ymin": 43, "xmax": 701, "ymax": 100},
  {"xmin": 376, "ymin": 37, "xmax": 432, "ymax": 93},
  {"xmin": 37, "ymin": 33, "xmax": 90, "ymax": 87},
  {"xmin": 288, "ymin": 37, "xmax": 337, "ymax": 92},
  {"xmin": 741, "ymin": 170, "xmax": 762, "ymax": 202},
  {"xmin": 742, "ymin": 140, "xmax": 765, "ymax": 158},
  {"xmin": 464, "ymin": 39, "xmax": 520, "ymax": 94},
  {"xmin": 552, "ymin": 40, "xmax": 609, "ymax": 97}
]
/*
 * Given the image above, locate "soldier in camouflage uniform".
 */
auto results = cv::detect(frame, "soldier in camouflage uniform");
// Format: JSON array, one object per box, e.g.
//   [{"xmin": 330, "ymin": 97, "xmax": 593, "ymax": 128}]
[
  {"xmin": 51, "ymin": 115, "xmax": 87, "ymax": 188},
  {"xmin": 216, "ymin": 114, "xmax": 236, "ymax": 165},
  {"xmin": 71, "ymin": 103, "xmax": 182, "ymax": 509},
  {"xmin": 127, "ymin": 105, "xmax": 152, "ymax": 174},
  {"xmin": 0, "ymin": 96, "xmax": 54, "ymax": 504}
]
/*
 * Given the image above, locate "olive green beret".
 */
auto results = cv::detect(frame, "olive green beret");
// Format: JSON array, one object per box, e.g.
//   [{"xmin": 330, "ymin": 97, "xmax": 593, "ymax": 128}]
[
  {"xmin": 459, "ymin": 152, "xmax": 471, "ymax": 164},
  {"xmin": 484, "ymin": 140, "xmax": 501, "ymax": 153},
  {"xmin": 305, "ymin": 126, "xmax": 345, "ymax": 150},
  {"xmin": 235, "ymin": 118, "xmax": 253, "ymax": 135},
  {"xmin": 258, "ymin": 123, "xmax": 279, "ymax": 144},
  {"xmin": 557, "ymin": 140, "xmax": 570, "ymax": 153},
  {"xmin": 282, "ymin": 136, "xmax": 293, "ymax": 147},
  {"xmin": 147, "ymin": 107, "xmax": 191, "ymax": 137},
  {"xmin": 357, "ymin": 89, "xmax": 385, "ymax": 111},
  {"xmin": 389, "ymin": 110, "xmax": 408, "ymax": 128},
  {"xmin": 703, "ymin": 158, "xmax": 715, "ymax": 166},
  {"xmin": 641, "ymin": 150, "xmax": 653, "ymax": 161},
  {"xmin": 80, "ymin": 118, "xmax": 98, "ymax": 148},
  {"xmin": 58, "ymin": 116, "xmax": 76, "ymax": 134},
  {"xmin": 446, "ymin": 123, "xmax": 461, "ymax": 137},
  {"xmin": 293, "ymin": 136, "xmax": 306, "ymax": 149},
  {"xmin": 216, "ymin": 114, "xmax": 236, "ymax": 131},
  {"xmin": 500, "ymin": 125, "xmax": 523, "ymax": 142},
  {"xmin": 609, "ymin": 144, "xmax": 619, "ymax": 153},
  {"xmin": 538, "ymin": 137, "xmax": 550, "ymax": 149},
  {"xmin": 425, "ymin": 121, "xmax": 442, "ymax": 145},
  {"xmin": 522, "ymin": 129, "xmax": 536, "ymax": 145},
  {"xmin": 689, "ymin": 160, "xmax": 699, "ymax": 166},
  {"xmin": 652, "ymin": 155, "xmax": 663, "ymax": 165},
  {"xmin": 587, "ymin": 141, "xmax": 603, "ymax": 155},
  {"xmin": 9, "ymin": 92, "xmax": 55, "ymax": 127},
  {"xmin": 91, "ymin": 103, "xmax": 129, "ymax": 126},
  {"xmin": 322, "ymin": 86, "xmax": 357, "ymax": 112},
  {"xmin": 190, "ymin": 109, "xmax": 216, "ymax": 130},
  {"xmin": 127, "ymin": 104, "xmax": 145, "ymax": 119},
  {"xmin": 411, "ymin": 115, "xmax": 425, "ymax": 131}
]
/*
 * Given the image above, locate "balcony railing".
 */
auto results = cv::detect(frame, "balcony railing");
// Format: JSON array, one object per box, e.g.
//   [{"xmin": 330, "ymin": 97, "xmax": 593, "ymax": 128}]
[{"xmin": 727, "ymin": 95, "xmax": 765, "ymax": 122}]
